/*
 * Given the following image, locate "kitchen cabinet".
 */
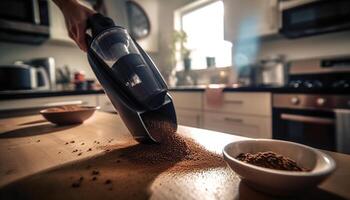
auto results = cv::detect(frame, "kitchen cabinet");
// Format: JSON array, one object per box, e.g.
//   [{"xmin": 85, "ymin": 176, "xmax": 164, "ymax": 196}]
[
  {"xmin": 223, "ymin": 0, "xmax": 279, "ymax": 42},
  {"xmin": 204, "ymin": 92, "xmax": 272, "ymax": 116},
  {"xmin": 203, "ymin": 112, "xmax": 272, "ymax": 138},
  {"xmin": 171, "ymin": 91, "xmax": 272, "ymax": 139},
  {"xmin": 170, "ymin": 91, "xmax": 203, "ymax": 128},
  {"xmin": 203, "ymin": 92, "xmax": 272, "ymax": 138}
]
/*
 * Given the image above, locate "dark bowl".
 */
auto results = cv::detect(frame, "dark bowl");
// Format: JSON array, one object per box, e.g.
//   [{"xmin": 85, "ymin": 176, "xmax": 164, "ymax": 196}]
[{"xmin": 40, "ymin": 106, "xmax": 99, "ymax": 125}]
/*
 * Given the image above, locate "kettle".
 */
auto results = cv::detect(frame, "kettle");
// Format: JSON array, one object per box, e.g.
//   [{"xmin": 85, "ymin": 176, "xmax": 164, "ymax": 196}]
[{"xmin": 85, "ymin": 14, "xmax": 177, "ymax": 143}]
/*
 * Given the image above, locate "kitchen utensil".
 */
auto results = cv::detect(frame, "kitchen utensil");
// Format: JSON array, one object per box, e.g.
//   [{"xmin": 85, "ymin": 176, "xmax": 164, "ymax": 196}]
[
  {"xmin": 40, "ymin": 106, "xmax": 99, "ymax": 125},
  {"xmin": 26, "ymin": 57, "xmax": 56, "ymax": 89},
  {"xmin": 223, "ymin": 139, "xmax": 336, "ymax": 196},
  {"xmin": 85, "ymin": 13, "xmax": 177, "ymax": 143},
  {"xmin": 254, "ymin": 56, "xmax": 288, "ymax": 87}
]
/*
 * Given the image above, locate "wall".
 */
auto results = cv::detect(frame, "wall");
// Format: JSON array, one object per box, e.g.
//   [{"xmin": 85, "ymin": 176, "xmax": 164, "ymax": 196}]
[{"xmin": 0, "ymin": 41, "xmax": 95, "ymax": 78}]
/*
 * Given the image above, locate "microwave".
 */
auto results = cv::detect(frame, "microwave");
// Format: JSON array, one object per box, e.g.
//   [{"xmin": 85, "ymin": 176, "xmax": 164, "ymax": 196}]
[
  {"xmin": 0, "ymin": 0, "xmax": 50, "ymax": 44},
  {"xmin": 280, "ymin": 0, "xmax": 350, "ymax": 38}
]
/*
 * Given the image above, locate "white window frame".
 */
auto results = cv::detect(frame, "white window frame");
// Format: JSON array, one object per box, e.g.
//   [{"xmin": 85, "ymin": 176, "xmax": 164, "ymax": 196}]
[{"xmin": 174, "ymin": 0, "xmax": 231, "ymax": 71}]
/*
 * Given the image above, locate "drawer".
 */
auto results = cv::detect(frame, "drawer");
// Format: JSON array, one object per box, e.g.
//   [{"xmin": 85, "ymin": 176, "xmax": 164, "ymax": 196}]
[
  {"xmin": 170, "ymin": 91, "xmax": 203, "ymax": 110},
  {"xmin": 176, "ymin": 109, "xmax": 202, "ymax": 128},
  {"xmin": 204, "ymin": 92, "xmax": 271, "ymax": 116},
  {"xmin": 203, "ymin": 112, "xmax": 272, "ymax": 138},
  {"xmin": 97, "ymin": 94, "xmax": 115, "ymax": 113},
  {"xmin": 0, "ymin": 95, "xmax": 98, "ymax": 111}
]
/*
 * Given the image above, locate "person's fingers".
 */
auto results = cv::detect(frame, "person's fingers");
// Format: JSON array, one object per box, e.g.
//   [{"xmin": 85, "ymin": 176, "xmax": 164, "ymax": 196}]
[{"xmin": 77, "ymin": 22, "xmax": 88, "ymax": 52}]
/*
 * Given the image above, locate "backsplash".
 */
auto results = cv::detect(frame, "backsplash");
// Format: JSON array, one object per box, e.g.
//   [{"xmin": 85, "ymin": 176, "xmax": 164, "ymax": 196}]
[{"xmin": 0, "ymin": 41, "xmax": 95, "ymax": 79}]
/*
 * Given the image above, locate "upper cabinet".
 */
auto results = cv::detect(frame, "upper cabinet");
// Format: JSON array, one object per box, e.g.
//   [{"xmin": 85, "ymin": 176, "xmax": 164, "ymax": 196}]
[{"xmin": 223, "ymin": 0, "xmax": 279, "ymax": 42}]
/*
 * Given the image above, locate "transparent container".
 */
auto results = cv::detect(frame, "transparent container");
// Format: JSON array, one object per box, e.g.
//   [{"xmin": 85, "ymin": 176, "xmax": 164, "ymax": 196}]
[{"xmin": 91, "ymin": 27, "xmax": 166, "ymax": 109}]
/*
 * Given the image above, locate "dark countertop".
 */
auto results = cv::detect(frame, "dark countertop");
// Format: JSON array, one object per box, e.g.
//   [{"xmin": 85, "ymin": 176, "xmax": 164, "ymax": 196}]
[
  {"xmin": 169, "ymin": 86, "xmax": 350, "ymax": 95},
  {"xmin": 1, "ymin": 86, "xmax": 349, "ymax": 100}
]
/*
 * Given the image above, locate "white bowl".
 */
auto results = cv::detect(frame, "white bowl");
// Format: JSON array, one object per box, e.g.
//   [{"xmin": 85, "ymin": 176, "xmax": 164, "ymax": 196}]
[{"xmin": 223, "ymin": 139, "xmax": 336, "ymax": 196}]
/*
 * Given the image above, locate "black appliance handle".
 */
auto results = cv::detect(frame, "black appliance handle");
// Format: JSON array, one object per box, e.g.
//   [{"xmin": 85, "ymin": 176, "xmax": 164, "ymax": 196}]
[
  {"xmin": 85, "ymin": 13, "xmax": 116, "ymax": 47},
  {"xmin": 281, "ymin": 113, "xmax": 334, "ymax": 125}
]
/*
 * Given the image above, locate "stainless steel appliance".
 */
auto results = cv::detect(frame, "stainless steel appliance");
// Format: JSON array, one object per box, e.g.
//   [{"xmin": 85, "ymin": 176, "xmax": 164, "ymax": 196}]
[
  {"xmin": 273, "ymin": 56, "xmax": 350, "ymax": 154},
  {"xmin": 255, "ymin": 56, "xmax": 288, "ymax": 87},
  {"xmin": 0, "ymin": 63, "xmax": 49, "ymax": 90},
  {"xmin": 0, "ymin": 0, "xmax": 50, "ymax": 44},
  {"xmin": 25, "ymin": 57, "xmax": 56, "ymax": 89},
  {"xmin": 280, "ymin": 0, "xmax": 350, "ymax": 38},
  {"xmin": 86, "ymin": 13, "xmax": 177, "ymax": 143}
]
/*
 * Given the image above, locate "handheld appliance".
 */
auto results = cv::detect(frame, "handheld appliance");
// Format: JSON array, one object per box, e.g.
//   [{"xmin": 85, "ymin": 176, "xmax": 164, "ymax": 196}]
[{"xmin": 85, "ymin": 14, "xmax": 177, "ymax": 143}]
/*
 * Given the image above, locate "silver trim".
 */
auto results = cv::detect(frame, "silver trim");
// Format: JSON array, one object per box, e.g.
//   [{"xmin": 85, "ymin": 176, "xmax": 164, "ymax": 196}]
[
  {"xmin": 273, "ymin": 94, "xmax": 350, "ymax": 110},
  {"xmin": 281, "ymin": 113, "xmax": 334, "ymax": 125},
  {"xmin": 32, "ymin": 0, "xmax": 41, "ymax": 25}
]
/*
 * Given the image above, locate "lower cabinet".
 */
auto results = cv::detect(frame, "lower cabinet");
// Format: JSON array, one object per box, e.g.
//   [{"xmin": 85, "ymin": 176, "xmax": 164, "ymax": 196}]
[
  {"xmin": 176, "ymin": 109, "xmax": 202, "ymax": 128},
  {"xmin": 203, "ymin": 112, "xmax": 272, "ymax": 138}
]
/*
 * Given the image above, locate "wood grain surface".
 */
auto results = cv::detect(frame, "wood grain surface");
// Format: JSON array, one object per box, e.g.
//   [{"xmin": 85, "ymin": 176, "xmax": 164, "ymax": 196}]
[{"xmin": 0, "ymin": 112, "xmax": 349, "ymax": 200}]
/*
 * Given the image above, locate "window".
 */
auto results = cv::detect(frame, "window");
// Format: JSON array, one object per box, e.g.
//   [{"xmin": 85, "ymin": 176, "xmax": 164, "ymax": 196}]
[{"xmin": 176, "ymin": 0, "xmax": 232, "ymax": 71}]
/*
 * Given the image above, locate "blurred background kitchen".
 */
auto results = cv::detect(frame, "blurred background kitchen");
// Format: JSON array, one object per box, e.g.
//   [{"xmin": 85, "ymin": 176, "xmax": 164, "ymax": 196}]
[{"xmin": 0, "ymin": 0, "xmax": 349, "ymax": 154}]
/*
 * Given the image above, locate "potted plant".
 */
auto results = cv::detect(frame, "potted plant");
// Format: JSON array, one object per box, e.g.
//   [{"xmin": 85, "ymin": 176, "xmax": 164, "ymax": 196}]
[{"xmin": 171, "ymin": 30, "xmax": 191, "ymax": 72}]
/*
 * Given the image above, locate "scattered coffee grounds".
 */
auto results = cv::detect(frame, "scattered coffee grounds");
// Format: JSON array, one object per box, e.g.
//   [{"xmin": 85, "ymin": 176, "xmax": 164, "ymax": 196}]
[
  {"xmin": 81, "ymin": 143, "xmax": 85, "ymax": 145},
  {"xmin": 77, "ymin": 153, "xmax": 82, "ymax": 156},
  {"xmin": 92, "ymin": 176, "xmax": 97, "ymax": 181},
  {"xmin": 92, "ymin": 170, "xmax": 100, "ymax": 175},
  {"xmin": 71, "ymin": 177, "xmax": 84, "ymax": 188},
  {"xmin": 105, "ymin": 179, "xmax": 112, "ymax": 184},
  {"xmin": 143, "ymin": 118, "xmax": 177, "ymax": 143},
  {"xmin": 70, "ymin": 141, "xmax": 75, "ymax": 143},
  {"xmin": 113, "ymin": 132, "xmax": 226, "ymax": 172},
  {"xmin": 36, "ymin": 140, "xmax": 40, "ymax": 143},
  {"xmin": 65, "ymin": 142, "xmax": 69, "ymax": 145},
  {"xmin": 72, "ymin": 149, "xmax": 78, "ymax": 153},
  {"xmin": 87, "ymin": 148, "xmax": 92, "ymax": 152},
  {"xmin": 58, "ymin": 151, "xmax": 61, "ymax": 154},
  {"xmin": 236, "ymin": 151, "xmax": 307, "ymax": 172}
]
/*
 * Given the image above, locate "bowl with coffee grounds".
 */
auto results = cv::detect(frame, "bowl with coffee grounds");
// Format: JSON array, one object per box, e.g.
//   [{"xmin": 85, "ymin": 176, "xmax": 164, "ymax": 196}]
[
  {"xmin": 40, "ymin": 105, "xmax": 99, "ymax": 125},
  {"xmin": 223, "ymin": 139, "xmax": 336, "ymax": 196}
]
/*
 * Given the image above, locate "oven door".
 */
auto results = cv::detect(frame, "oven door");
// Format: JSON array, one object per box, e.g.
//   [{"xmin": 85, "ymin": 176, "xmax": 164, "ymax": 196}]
[
  {"xmin": 280, "ymin": 0, "xmax": 350, "ymax": 38},
  {"xmin": 273, "ymin": 108, "xmax": 335, "ymax": 151}
]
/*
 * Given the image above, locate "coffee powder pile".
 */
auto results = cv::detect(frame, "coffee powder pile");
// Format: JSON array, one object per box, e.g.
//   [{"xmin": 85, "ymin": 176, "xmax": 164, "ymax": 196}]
[
  {"xmin": 236, "ymin": 151, "xmax": 307, "ymax": 172},
  {"xmin": 103, "ymin": 118, "xmax": 226, "ymax": 171}
]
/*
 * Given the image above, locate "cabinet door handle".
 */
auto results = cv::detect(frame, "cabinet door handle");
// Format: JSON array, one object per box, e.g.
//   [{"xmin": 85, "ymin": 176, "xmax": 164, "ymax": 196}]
[{"xmin": 224, "ymin": 117, "xmax": 243, "ymax": 124}]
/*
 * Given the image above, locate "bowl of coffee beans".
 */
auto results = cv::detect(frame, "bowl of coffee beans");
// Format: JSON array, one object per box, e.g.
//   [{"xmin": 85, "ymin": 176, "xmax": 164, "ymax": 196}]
[
  {"xmin": 40, "ymin": 105, "xmax": 99, "ymax": 125},
  {"xmin": 223, "ymin": 139, "xmax": 336, "ymax": 196}
]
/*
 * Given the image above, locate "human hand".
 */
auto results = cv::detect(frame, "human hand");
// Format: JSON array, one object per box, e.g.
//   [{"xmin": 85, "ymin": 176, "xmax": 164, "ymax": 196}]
[{"xmin": 54, "ymin": 0, "xmax": 96, "ymax": 52}]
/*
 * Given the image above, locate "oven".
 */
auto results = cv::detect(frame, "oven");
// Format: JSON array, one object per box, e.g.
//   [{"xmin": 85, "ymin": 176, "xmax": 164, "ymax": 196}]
[
  {"xmin": 273, "ymin": 94, "xmax": 350, "ymax": 153},
  {"xmin": 279, "ymin": 0, "xmax": 350, "ymax": 38}
]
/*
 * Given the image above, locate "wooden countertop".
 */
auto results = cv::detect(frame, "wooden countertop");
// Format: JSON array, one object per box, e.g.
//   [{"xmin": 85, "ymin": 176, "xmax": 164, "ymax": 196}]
[{"xmin": 0, "ymin": 112, "xmax": 349, "ymax": 200}]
